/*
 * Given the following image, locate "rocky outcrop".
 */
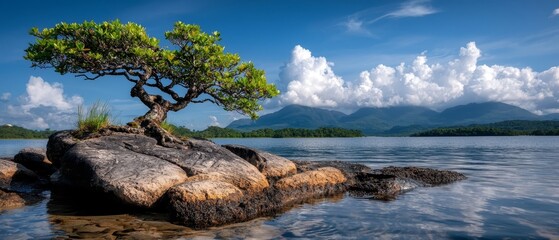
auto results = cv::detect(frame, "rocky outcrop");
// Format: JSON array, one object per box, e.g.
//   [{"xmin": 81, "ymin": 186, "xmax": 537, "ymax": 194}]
[
  {"xmin": 14, "ymin": 148, "xmax": 56, "ymax": 178},
  {"xmin": 55, "ymin": 134, "xmax": 189, "ymax": 208},
  {"xmin": 223, "ymin": 145, "xmax": 297, "ymax": 180},
  {"xmin": 45, "ymin": 130, "xmax": 466, "ymax": 228}
]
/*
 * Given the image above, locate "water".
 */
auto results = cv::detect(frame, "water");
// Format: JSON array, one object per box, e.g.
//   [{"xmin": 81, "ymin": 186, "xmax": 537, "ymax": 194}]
[{"xmin": 1, "ymin": 137, "xmax": 558, "ymax": 239}]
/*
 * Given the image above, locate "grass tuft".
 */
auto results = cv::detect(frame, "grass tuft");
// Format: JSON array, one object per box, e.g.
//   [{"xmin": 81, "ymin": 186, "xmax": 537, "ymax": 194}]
[
  {"xmin": 160, "ymin": 120, "xmax": 175, "ymax": 134},
  {"xmin": 77, "ymin": 101, "xmax": 111, "ymax": 133}
]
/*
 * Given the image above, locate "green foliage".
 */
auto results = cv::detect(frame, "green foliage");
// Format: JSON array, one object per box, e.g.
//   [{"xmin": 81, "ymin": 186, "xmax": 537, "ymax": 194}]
[
  {"xmin": 0, "ymin": 125, "xmax": 55, "ymax": 139},
  {"xmin": 25, "ymin": 20, "xmax": 278, "ymax": 122},
  {"xmin": 160, "ymin": 120, "xmax": 175, "ymax": 134},
  {"xmin": 77, "ymin": 102, "xmax": 111, "ymax": 133},
  {"xmin": 170, "ymin": 125, "xmax": 363, "ymax": 138},
  {"xmin": 411, "ymin": 120, "xmax": 559, "ymax": 136}
]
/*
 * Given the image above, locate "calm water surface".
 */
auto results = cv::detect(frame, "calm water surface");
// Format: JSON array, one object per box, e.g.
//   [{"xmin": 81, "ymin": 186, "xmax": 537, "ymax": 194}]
[{"xmin": 0, "ymin": 137, "xmax": 558, "ymax": 239}]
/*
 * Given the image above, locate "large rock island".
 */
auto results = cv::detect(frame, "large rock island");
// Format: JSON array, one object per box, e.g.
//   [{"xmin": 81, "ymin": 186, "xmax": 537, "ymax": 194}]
[{"xmin": 4, "ymin": 128, "xmax": 466, "ymax": 228}]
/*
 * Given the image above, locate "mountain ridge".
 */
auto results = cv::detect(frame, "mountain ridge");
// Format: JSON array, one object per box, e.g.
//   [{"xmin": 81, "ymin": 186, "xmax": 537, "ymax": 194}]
[{"xmin": 227, "ymin": 102, "xmax": 553, "ymax": 135}]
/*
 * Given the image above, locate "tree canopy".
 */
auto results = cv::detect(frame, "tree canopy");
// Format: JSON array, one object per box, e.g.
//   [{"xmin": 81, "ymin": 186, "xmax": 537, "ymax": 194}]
[{"xmin": 24, "ymin": 20, "xmax": 278, "ymax": 124}]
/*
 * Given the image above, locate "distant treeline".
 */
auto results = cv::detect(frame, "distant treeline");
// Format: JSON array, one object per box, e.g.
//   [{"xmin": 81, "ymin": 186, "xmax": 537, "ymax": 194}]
[
  {"xmin": 0, "ymin": 125, "xmax": 55, "ymax": 139},
  {"xmin": 172, "ymin": 126, "xmax": 363, "ymax": 138},
  {"xmin": 411, "ymin": 120, "xmax": 559, "ymax": 137}
]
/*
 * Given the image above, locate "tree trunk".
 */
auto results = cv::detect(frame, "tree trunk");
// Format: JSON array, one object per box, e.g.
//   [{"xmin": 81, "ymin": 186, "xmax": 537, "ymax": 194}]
[{"xmin": 143, "ymin": 104, "xmax": 168, "ymax": 124}]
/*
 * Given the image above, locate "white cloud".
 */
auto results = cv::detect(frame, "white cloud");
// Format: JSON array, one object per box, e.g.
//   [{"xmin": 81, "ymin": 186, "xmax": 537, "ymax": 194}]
[
  {"xmin": 209, "ymin": 115, "xmax": 220, "ymax": 127},
  {"xmin": 344, "ymin": 18, "xmax": 370, "ymax": 35},
  {"xmin": 0, "ymin": 92, "xmax": 10, "ymax": 102},
  {"xmin": 553, "ymin": 8, "xmax": 559, "ymax": 16},
  {"xmin": 277, "ymin": 43, "xmax": 559, "ymax": 114},
  {"xmin": 387, "ymin": 0, "xmax": 438, "ymax": 18},
  {"xmin": 22, "ymin": 76, "xmax": 83, "ymax": 112},
  {"xmin": 344, "ymin": 0, "xmax": 438, "ymax": 34},
  {"xmin": 0, "ymin": 76, "xmax": 84, "ymax": 129},
  {"xmin": 279, "ymin": 45, "xmax": 347, "ymax": 108}
]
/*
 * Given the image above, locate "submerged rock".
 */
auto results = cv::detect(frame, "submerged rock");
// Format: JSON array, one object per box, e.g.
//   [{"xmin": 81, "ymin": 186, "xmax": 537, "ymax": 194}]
[
  {"xmin": 0, "ymin": 189, "xmax": 26, "ymax": 210},
  {"xmin": 46, "ymin": 130, "xmax": 466, "ymax": 228}
]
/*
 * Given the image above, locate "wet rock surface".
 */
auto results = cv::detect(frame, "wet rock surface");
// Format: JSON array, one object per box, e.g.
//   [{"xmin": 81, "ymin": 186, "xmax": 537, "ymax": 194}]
[
  {"xmin": 6, "ymin": 130, "xmax": 467, "ymax": 229},
  {"xmin": 0, "ymin": 159, "xmax": 40, "ymax": 192},
  {"xmin": 0, "ymin": 159, "xmax": 45, "ymax": 210},
  {"xmin": 292, "ymin": 160, "xmax": 467, "ymax": 200}
]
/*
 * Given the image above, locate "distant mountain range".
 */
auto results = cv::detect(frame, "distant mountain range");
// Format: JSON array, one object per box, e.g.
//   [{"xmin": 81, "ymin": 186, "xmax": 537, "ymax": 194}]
[{"xmin": 227, "ymin": 102, "xmax": 559, "ymax": 135}]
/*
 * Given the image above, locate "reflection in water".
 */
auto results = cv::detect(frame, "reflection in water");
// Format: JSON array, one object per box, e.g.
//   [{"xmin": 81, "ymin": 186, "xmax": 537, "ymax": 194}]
[{"xmin": 0, "ymin": 137, "xmax": 558, "ymax": 239}]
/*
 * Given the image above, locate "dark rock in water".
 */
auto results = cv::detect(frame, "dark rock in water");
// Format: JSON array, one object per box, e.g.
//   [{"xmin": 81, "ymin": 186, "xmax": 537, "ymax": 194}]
[
  {"xmin": 47, "ymin": 130, "xmax": 467, "ymax": 228},
  {"xmin": 223, "ymin": 144, "xmax": 297, "ymax": 180},
  {"xmin": 0, "ymin": 189, "xmax": 43, "ymax": 210},
  {"xmin": 378, "ymin": 166, "xmax": 467, "ymax": 185},
  {"xmin": 0, "ymin": 159, "xmax": 40, "ymax": 192},
  {"xmin": 14, "ymin": 148, "xmax": 56, "ymax": 178},
  {"xmin": 0, "ymin": 159, "xmax": 45, "ymax": 210},
  {"xmin": 292, "ymin": 160, "xmax": 466, "ymax": 200}
]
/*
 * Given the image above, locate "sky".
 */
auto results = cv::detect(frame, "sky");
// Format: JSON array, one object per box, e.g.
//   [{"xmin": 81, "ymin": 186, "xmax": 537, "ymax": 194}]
[{"xmin": 1, "ymin": 0, "xmax": 559, "ymax": 130}]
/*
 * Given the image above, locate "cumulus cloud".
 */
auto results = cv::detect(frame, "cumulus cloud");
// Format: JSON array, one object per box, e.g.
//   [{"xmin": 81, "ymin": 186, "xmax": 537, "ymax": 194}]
[
  {"xmin": 209, "ymin": 115, "xmax": 220, "ymax": 127},
  {"xmin": 22, "ymin": 76, "xmax": 83, "ymax": 111},
  {"xmin": 278, "ymin": 45, "xmax": 347, "ymax": 108},
  {"xmin": 554, "ymin": 8, "xmax": 559, "ymax": 16},
  {"xmin": 0, "ymin": 92, "xmax": 10, "ymax": 102},
  {"xmin": 278, "ymin": 43, "xmax": 559, "ymax": 114},
  {"xmin": 0, "ymin": 76, "xmax": 84, "ymax": 129}
]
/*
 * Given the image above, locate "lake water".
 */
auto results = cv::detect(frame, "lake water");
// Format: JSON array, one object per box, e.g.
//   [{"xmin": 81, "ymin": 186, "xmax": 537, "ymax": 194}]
[{"xmin": 0, "ymin": 137, "xmax": 558, "ymax": 239}]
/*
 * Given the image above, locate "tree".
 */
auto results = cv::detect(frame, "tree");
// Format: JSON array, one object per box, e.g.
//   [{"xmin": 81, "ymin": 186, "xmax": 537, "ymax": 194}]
[{"xmin": 24, "ymin": 20, "xmax": 278, "ymax": 127}]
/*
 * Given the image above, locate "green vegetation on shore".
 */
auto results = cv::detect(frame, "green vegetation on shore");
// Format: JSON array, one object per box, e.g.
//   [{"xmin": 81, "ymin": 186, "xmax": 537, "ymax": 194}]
[
  {"xmin": 0, "ymin": 125, "xmax": 55, "ymax": 139},
  {"xmin": 411, "ymin": 120, "xmax": 559, "ymax": 136},
  {"xmin": 172, "ymin": 126, "xmax": 363, "ymax": 138}
]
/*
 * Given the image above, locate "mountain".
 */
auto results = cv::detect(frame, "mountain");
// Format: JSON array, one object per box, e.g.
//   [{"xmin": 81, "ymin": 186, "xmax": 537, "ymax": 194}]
[
  {"xmin": 435, "ymin": 102, "xmax": 538, "ymax": 125},
  {"xmin": 338, "ymin": 106, "xmax": 439, "ymax": 135},
  {"xmin": 228, "ymin": 105, "xmax": 346, "ymax": 131},
  {"xmin": 227, "ymin": 102, "xmax": 556, "ymax": 135}
]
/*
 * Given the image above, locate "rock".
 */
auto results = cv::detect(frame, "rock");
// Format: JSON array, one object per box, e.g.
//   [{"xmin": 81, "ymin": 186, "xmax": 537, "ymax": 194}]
[
  {"xmin": 223, "ymin": 144, "xmax": 297, "ymax": 180},
  {"xmin": 291, "ymin": 161, "xmax": 466, "ymax": 200},
  {"xmin": 0, "ymin": 159, "xmax": 40, "ymax": 192},
  {"xmin": 0, "ymin": 189, "xmax": 43, "ymax": 211},
  {"xmin": 274, "ymin": 167, "xmax": 347, "ymax": 204},
  {"xmin": 47, "ymin": 129, "xmax": 467, "ymax": 228},
  {"xmin": 0, "ymin": 189, "xmax": 26, "ymax": 210},
  {"xmin": 128, "ymin": 138, "xmax": 269, "ymax": 194},
  {"xmin": 47, "ymin": 131, "xmax": 77, "ymax": 167},
  {"xmin": 14, "ymin": 148, "xmax": 56, "ymax": 177},
  {"xmin": 57, "ymin": 134, "xmax": 189, "ymax": 208},
  {"xmin": 168, "ymin": 180, "xmax": 245, "ymax": 227},
  {"xmin": 351, "ymin": 172, "xmax": 426, "ymax": 200},
  {"xmin": 378, "ymin": 166, "xmax": 467, "ymax": 185}
]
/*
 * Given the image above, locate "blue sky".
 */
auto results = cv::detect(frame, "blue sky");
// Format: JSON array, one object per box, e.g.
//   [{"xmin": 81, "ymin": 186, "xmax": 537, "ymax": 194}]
[{"xmin": 1, "ymin": 0, "xmax": 559, "ymax": 130}]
